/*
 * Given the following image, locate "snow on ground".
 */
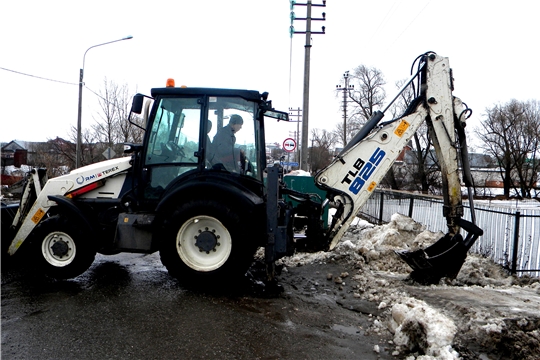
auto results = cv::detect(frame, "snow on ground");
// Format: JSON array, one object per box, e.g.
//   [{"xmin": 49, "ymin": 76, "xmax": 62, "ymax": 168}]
[
  {"xmin": 2, "ymin": 165, "xmax": 31, "ymax": 175},
  {"xmin": 475, "ymin": 198, "xmax": 540, "ymax": 210},
  {"xmin": 279, "ymin": 213, "xmax": 540, "ymax": 359}
]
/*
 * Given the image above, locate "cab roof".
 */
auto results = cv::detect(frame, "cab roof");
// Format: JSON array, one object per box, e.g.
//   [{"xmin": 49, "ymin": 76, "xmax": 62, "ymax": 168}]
[{"xmin": 150, "ymin": 87, "xmax": 263, "ymax": 102}]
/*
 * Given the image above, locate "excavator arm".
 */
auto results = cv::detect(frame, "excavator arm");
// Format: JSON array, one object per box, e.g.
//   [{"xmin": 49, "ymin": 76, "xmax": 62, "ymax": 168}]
[{"xmin": 315, "ymin": 52, "xmax": 483, "ymax": 282}]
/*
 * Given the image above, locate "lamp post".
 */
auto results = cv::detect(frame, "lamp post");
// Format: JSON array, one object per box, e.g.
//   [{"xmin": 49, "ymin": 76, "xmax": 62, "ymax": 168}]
[{"xmin": 76, "ymin": 35, "xmax": 133, "ymax": 168}]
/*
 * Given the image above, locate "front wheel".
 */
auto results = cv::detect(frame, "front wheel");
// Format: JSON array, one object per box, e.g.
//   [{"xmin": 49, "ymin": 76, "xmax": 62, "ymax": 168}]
[
  {"xmin": 160, "ymin": 200, "xmax": 258, "ymax": 285},
  {"xmin": 31, "ymin": 215, "xmax": 96, "ymax": 279}
]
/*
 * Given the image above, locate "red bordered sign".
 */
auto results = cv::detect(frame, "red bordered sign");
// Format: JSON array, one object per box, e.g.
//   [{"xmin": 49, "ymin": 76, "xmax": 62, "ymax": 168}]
[{"xmin": 283, "ymin": 138, "xmax": 297, "ymax": 152}]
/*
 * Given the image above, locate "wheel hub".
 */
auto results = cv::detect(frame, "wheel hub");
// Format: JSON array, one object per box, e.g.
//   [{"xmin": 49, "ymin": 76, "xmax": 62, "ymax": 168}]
[
  {"xmin": 51, "ymin": 236, "xmax": 70, "ymax": 257},
  {"xmin": 194, "ymin": 228, "xmax": 220, "ymax": 254}
]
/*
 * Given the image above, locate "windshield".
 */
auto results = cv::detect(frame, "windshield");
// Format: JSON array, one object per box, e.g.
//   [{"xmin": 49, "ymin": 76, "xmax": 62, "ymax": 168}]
[{"xmin": 146, "ymin": 97, "xmax": 201, "ymax": 165}]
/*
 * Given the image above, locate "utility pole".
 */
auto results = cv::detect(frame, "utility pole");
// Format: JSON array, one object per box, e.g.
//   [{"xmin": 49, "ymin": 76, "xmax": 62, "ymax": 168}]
[
  {"xmin": 288, "ymin": 107, "xmax": 302, "ymax": 165},
  {"xmin": 335, "ymin": 71, "xmax": 354, "ymax": 147},
  {"xmin": 290, "ymin": 0, "xmax": 326, "ymax": 171}
]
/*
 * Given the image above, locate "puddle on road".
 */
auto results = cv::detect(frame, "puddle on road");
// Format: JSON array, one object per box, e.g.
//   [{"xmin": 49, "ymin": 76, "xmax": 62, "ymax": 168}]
[{"xmin": 331, "ymin": 324, "xmax": 363, "ymax": 336}]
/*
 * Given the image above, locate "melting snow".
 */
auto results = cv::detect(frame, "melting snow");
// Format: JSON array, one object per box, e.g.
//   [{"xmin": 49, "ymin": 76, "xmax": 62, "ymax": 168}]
[{"xmin": 280, "ymin": 213, "xmax": 540, "ymax": 359}]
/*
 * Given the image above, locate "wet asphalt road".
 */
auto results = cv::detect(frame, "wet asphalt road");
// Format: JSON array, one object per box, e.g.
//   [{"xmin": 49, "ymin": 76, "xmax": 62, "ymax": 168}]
[{"xmin": 1, "ymin": 253, "xmax": 393, "ymax": 360}]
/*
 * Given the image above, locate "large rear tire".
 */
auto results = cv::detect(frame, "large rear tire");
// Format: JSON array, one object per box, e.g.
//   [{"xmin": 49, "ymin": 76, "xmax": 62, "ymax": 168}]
[
  {"xmin": 31, "ymin": 215, "xmax": 96, "ymax": 279},
  {"xmin": 160, "ymin": 199, "xmax": 257, "ymax": 285}
]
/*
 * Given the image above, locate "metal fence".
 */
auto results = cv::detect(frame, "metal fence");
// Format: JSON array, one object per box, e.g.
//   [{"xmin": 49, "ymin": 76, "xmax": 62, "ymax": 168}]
[{"xmin": 359, "ymin": 189, "xmax": 540, "ymax": 277}]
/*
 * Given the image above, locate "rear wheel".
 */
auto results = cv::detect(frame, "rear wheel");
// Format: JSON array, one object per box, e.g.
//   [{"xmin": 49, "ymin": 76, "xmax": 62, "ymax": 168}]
[
  {"xmin": 31, "ymin": 215, "xmax": 96, "ymax": 279},
  {"xmin": 160, "ymin": 199, "xmax": 257, "ymax": 285}
]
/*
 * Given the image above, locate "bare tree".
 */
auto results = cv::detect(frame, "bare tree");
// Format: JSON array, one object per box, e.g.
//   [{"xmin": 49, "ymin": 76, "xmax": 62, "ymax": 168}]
[
  {"xmin": 387, "ymin": 79, "xmax": 435, "ymax": 193},
  {"xmin": 333, "ymin": 65, "xmax": 386, "ymax": 146},
  {"xmin": 309, "ymin": 128, "xmax": 337, "ymax": 174},
  {"xmin": 475, "ymin": 99, "xmax": 540, "ymax": 198},
  {"xmin": 27, "ymin": 140, "xmax": 69, "ymax": 178},
  {"xmin": 115, "ymin": 82, "xmax": 145, "ymax": 145},
  {"xmin": 77, "ymin": 126, "xmax": 103, "ymax": 166},
  {"xmin": 90, "ymin": 79, "xmax": 143, "ymax": 162},
  {"xmin": 512, "ymin": 100, "xmax": 540, "ymax": 197},
  {"xmin": 522, "ymin": 100, "xmax": 540, "ymax": 197},
  {"xmin": 348, "ymin": 65, "xmax": 386, "ymax": 124},
  {"xmin": 41, "ymin": 127, "xmax": 96, "ymax": 171}
]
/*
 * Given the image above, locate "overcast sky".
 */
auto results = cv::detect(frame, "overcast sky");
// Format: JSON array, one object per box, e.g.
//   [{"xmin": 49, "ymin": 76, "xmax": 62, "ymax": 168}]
[{"xmin": 1, "ymin": 0, "xmax": 539, "ymax": 149}]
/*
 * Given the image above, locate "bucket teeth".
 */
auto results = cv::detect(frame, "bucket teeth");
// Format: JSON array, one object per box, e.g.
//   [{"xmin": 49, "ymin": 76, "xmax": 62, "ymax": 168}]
[{"xmin": 396, "ymin": 233, "xmax": 469, "ymax": 284}]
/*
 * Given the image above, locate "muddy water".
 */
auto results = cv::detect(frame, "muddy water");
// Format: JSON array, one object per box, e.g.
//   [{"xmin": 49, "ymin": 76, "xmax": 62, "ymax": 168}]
[{"xmin": 1, "ymin": 253, "xmax": 393, "ymax": 360}]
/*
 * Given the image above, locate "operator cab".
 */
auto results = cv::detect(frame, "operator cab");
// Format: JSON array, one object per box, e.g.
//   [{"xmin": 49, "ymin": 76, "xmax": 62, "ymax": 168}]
[{"xmin": 129, "ymin": 84, "xmax": 288, "ymax": 202}]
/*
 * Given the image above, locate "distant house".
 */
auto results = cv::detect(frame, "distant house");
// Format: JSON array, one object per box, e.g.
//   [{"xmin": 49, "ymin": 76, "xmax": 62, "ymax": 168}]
[
  {"xmin": 1, "ymin": 138, "xmax": 74, "ymax": 179},
  {"xmin": 395, "ymin": 146, "xmax": 509, "ymax": 189},
  {"xmin": 1, "ymin": 140, "xmax": 28, "ymax": 168},
  {"xmin": 1, "ymin": 141, "xmax": 29, "ymax": 185}
]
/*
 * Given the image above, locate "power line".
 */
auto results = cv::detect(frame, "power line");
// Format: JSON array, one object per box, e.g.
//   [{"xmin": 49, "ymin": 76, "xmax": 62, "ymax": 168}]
[
  {"xmin": 386, "ymin": 0, "xmax": 432, "ymax": 50},
  {"xmin": 83, "ymin": 85, "xmax": 106, "ymax": 102},
  {"xmin": 0, "ymin": 66, "xmax": 121, "ymax": 106},
  {"xmin": 370, "ymin": 0, "xmax": 399, "ymax": 43},
  {"xmin": 0, "ymin": 66, "xmax": 78, "ymax": 86}
]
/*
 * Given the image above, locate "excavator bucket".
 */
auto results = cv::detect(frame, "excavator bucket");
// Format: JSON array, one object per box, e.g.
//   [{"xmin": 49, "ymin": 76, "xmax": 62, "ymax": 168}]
[{"xmin": 396, "ymin": 219, "xmax": 483, "ymax": 284}]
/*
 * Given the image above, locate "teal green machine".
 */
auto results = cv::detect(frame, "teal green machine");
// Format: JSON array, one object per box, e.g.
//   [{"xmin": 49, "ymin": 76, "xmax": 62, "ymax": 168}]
[{"xmin": 283, "ymin": 175, "xmax": 330, "ymax": 230}]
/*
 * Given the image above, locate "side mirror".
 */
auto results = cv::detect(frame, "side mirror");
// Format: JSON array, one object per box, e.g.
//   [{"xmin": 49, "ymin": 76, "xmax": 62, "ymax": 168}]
[
  {"xmin": 127, "ymin": 94, "xmax": 151, "ymax": 132},
  {"xmin": 124, "ymin": 143, "xmax": 143, "ymax": 154},
  {"xmin": 131, "ymin": 93, "xmax": 145, "ymax": 114},
  {"xmin": 265, "ymin": 110, "xmax": 289, "ymax": 122}
]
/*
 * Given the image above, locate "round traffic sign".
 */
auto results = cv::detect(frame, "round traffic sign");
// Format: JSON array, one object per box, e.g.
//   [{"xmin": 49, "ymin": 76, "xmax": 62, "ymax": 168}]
[{"xmin": 283, "ymin": 138, "xmax": 297, "ymax": 152}]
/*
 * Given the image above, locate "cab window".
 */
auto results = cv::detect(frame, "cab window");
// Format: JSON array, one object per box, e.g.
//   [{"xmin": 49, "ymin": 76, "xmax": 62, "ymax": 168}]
[
  {"xmin": 144, "ymin": 97, "xmax": 201, "ymax": 198},
  {"xmin": 146, "ymin": 98, "xmax": 201, "ymax": 165},
  {"xmin": 206, "ymin": 96, "xmax": 260, "ymax": 180}
]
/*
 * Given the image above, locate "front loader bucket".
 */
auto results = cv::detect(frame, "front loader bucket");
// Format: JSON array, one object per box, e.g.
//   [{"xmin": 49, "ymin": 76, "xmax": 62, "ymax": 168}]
[{"xmin": 396, "ymin": 219, "xmax": 483, "ymax": 284}]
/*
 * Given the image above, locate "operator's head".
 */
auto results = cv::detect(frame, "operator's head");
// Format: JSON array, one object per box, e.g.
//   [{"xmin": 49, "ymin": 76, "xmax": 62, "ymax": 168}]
[{"xmin": 229, "ymin": 114, "xmax": 243, "ymax": 133}]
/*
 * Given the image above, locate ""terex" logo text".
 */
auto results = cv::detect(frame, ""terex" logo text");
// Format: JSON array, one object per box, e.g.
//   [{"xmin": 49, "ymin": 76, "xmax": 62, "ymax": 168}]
[{"xmin": 340, "ymin": 147, "xmax": 386, "ymax": 195}]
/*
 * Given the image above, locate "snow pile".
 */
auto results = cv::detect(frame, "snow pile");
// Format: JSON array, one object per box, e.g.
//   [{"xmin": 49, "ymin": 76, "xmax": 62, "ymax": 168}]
[
  {"xmin": 344, "ymin": 213, "xmax": 440, "ymax": 251},
  {"xmin": 390, "ymin": 297, "xmax": 459, "ymax": 360},
  {"xmin": 284, "ymin": 170, "xmax": 311, "ymax": 177},
  {"xmin": 281, "ymin": 213, "xmax": 441, "ymax": 274},
  {"xmin": 336, "ymin": 213, "xmax": 443, "ymax": 273},
  {"xmin": 280, "ymin": 212, "xmax": 540, "ymax": 359},
  {"xmin": 455, "ymin": 253, "xmax": 514, "ymax": 287},
  {"xmin": 3, "ymin": 164, "xmax": 31, "ymax": 175}
]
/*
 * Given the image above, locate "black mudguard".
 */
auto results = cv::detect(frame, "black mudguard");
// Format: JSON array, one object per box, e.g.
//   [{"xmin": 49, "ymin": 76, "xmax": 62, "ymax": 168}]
[
  {"xmin": 47, "ymin": 195, "xmax": 95, "ymax": 233},
  {"xmin": 1, "ymin": 202, "xmax": 19, "ymax": 256}
]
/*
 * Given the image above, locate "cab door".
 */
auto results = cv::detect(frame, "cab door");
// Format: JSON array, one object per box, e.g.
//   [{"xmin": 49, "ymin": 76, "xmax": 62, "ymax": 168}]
[{"xmin": 141, "ymin": 97, "xmax": 203, "ymax": 200}]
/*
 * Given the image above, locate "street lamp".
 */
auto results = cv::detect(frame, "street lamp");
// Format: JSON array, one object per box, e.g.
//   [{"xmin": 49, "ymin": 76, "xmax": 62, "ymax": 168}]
[{"xmin": 76, "ymin": 35, "xmax": 133, "ymax": 168}]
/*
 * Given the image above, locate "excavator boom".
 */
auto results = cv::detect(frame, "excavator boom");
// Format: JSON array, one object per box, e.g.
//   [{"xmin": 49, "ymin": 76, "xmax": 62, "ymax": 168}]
[{"xmin": 315, "ymin": 52, "xmax": 483, "ymax": 282}]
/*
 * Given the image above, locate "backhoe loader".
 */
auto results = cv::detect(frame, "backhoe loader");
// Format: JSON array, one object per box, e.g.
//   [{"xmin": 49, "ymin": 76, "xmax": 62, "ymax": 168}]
[{"xmin": 1, "ymin": 52, "xmax": 482, "ymax": 284}]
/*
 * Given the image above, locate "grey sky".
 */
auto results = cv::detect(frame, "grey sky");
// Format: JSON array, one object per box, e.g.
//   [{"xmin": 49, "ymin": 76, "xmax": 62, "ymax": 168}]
[{"xmin": 1, "ymin": 0, "xmax": 538, "ymax": 148}]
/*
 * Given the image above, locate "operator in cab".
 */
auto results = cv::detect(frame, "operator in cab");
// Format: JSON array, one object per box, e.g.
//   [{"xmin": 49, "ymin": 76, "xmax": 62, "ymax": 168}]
[{"xmin": 209, "ymin": 114, "xmax": 243, "ymax": 172}]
